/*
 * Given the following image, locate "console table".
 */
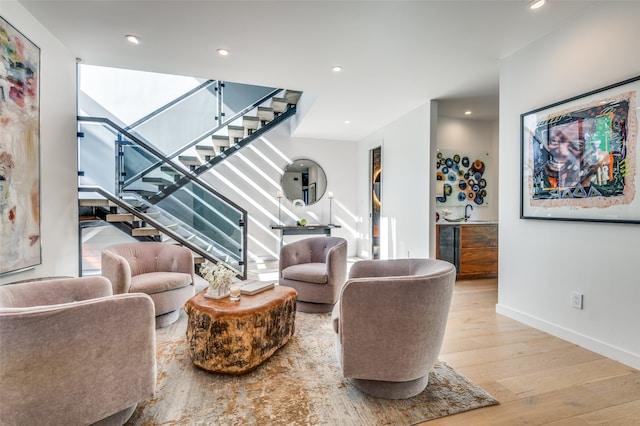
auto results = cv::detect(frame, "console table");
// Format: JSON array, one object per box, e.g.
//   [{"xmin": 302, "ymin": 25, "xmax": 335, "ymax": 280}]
[{"xmin": 271, "ymin": 224, "xmax": 341, "ymax": 246}]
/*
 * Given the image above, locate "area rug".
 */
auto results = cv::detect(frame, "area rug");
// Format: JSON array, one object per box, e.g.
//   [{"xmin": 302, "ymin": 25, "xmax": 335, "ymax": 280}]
[{"xmin": 126, "ymin": 312, "xmax": 498, "ymax": 425}]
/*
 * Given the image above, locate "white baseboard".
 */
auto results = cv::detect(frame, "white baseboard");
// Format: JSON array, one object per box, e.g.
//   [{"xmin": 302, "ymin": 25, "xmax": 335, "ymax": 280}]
[{"xmin": 496, "ymin": 303, "xmax": 640, "ymax": 370}]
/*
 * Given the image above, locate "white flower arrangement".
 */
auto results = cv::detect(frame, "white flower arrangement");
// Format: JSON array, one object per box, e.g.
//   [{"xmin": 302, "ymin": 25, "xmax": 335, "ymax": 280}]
[{"xmin": 200, "ymin": 262, "xmax": 236, "ymax": 289}]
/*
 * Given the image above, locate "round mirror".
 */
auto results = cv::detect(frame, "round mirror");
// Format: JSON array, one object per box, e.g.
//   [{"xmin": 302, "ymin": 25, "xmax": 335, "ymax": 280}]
[{"xmin": 281, "ymin": 158, "xmax": 327, "ymax": 205}]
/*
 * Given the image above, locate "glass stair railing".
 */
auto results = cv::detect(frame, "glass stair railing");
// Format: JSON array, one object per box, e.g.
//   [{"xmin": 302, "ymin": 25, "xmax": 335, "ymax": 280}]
[
  {"xmin": 123, "ymin": 79, "xmax": 219, "ymax": 153},
  {"xmin": 147, "ymin": 90, "xmax": 301, "ymax": 204},
  {"xmin": 78, "ymin": 117, "xmax": 247, "ymax": 276},
  {"xmin": 118, "ymin": 86, "xmax": 301, "ymax": 203},
  {"xmin": 78, "ymin": 77, "xmax": 302, "ymax": 277}
]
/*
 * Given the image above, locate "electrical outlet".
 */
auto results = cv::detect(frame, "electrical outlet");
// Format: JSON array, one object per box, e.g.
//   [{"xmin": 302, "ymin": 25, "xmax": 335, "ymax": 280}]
[{"xmin": 571, "ymin": 291, "xmax": 583, "ymax": 310}]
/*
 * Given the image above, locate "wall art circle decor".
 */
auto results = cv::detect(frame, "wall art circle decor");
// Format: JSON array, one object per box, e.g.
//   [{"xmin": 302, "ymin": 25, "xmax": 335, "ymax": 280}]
[{"xmin": 436, "ymin": 150, "xmax": 489, "ymax": 207}]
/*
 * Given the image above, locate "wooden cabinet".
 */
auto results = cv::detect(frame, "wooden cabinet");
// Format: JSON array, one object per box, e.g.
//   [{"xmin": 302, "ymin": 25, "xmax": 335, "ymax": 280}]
[{"xmin": 436, "ymin": 223, "xmax": 498, "ymax": 279}]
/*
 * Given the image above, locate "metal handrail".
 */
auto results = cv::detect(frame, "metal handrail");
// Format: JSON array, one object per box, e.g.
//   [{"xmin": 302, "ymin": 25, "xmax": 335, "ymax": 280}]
[
  {"xmin": 77, "ymin": 116, "xmax": 246, "ymax": 215},
  {"xmin": 79, "ymin": 185, "xmax": 247, "ymax": 278},
  {"xmin": 116, "ymin": 87, "xmax": 284, "ymax": 187},
  {"xmin": 164, "ymin": 87, "xmax": 284, "ymax": 160},
  {"xmin": 149, "ymin": 105, "xmax": 297, "ymax": 203}
]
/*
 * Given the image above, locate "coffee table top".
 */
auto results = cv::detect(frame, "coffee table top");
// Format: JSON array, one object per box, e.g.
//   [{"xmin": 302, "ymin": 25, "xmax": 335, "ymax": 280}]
[{"xmin": 186, "ymin": 285, "xmax": 297, "ymax": 317}]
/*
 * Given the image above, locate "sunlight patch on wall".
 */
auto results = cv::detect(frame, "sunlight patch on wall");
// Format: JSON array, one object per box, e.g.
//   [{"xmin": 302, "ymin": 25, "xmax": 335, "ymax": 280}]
[
  {"xmin": 247, "ymin": 234, "xmax": 278, "ymax": 260},
  {"xmin": 215, "ymin": 163, "xmax": 299, "ymax": 224},
  {"xmin": 334, "ymin": 199, "xmax": 358, "ymax": 222},
  {"xmin": 334, "ymin": 215, "xmax": 357, "ymax": 237},
  {"xmin": 209, "ymin": 169, "xmax": 277, "ymax": 222},
  {"xmin": 234, "ymin": 152, "xmax": 282, "ymax": 193},
  {"xmin": 247, "ymin": 144, "xmax": 286, "ymax": 175},
  {"xmin": 256, "ymin": 136, "xmax": 291, "ymax": 168}
]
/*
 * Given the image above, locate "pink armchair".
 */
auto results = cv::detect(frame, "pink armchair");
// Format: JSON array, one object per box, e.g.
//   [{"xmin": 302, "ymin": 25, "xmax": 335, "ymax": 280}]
[
  {"xmin": 0, "ymin": 276, "xmax": 156, "ymax": 425},
  {"xmin": 332, "ymin": 258, "xmax": 456, "ymax": 399},
  {"xmin": 279, "ymin": 237, "xmax": 347, "ymax": 312},
  {"xmin": 102, "ymin": 242, "xmax": 195, "ymax": 327}
]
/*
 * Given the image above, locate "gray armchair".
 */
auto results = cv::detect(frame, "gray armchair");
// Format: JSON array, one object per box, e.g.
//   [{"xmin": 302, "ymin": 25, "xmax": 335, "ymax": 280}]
[
  {"xmin": 332, "ymin": 258, "xmax": 456, "ymax": 399},
  {"xmin": 102, "ymin": 242, "xmax": 195, "ymax": 327},
  {"xmin": 279, "ymin": 236, "xmax": 347, "ymax": 312},
  {"xmin": 0, "ymin": 276, "xmax": 156, "ymax": 425}
]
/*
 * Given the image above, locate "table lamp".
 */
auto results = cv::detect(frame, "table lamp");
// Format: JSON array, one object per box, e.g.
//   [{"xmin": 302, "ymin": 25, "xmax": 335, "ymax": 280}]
[
  {"xmin": 277, "ymin": 190, "xmax": 283, "ymax": 225},
  {"xmin": 328, "ymin": 191, "xmax": 334, "ymax": 225}
]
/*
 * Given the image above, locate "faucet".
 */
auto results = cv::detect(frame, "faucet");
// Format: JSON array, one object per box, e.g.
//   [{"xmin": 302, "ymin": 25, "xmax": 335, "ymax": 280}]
[{"xmin": 464, "ymin": 204, "xmax": 474, "ymax": 221}]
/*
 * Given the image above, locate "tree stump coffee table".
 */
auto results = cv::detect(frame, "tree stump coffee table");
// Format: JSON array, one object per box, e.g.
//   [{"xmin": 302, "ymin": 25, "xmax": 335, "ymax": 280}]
[{"xmin": 184, "ymin": 285, "xmax": 297, "ymax": 374}]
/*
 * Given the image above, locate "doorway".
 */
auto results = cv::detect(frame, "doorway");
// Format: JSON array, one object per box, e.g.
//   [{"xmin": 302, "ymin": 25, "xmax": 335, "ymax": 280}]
[{"xmin": 371, "ymin": 146, "xmax": 382, "ymax": 259}]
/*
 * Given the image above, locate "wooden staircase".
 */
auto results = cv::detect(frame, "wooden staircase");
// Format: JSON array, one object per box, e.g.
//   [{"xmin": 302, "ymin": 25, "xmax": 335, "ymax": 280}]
[
  {"xmin": 79, "ymin": 86, "xmax": 302, "ymax": 278},
  {"xmin": 185, "ymin": 89, "xmax": 302, "ymax": 174},
  {"xmin": 80, "ymin": 196, "xmax": 206, "ymax": 266}
]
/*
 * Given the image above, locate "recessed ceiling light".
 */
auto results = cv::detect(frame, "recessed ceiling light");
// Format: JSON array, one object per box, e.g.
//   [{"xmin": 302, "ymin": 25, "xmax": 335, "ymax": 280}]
[
  {"xmin": 217, "ymin": 48, "xmax": 230, "ymax": 56},
  {"xmin": 332, "ymin": 65, "xmax": 343, "ymax": 72},
  {"xmin": 125, "ymin": 34, "xmax": 141, "ymax": 45},
  {"xmin": 464, "ymin": 110, "xmax": 472, "ymax": 115},
  {"xmin": 344, "ymin": 120, "xmax": 351, "ymax": 125},
  {"xmin": 529, "ymin": 0, "xmax": 546, "ymax": 10}
]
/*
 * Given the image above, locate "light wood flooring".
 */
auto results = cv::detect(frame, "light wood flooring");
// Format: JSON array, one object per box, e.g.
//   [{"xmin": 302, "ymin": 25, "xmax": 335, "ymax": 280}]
[{"xmin": 425, "ymin": 278, "xmax": 640, "ymax": 425}]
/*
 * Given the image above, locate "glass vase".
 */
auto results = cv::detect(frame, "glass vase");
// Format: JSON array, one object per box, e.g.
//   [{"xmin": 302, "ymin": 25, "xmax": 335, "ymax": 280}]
[{"xmin": 206, "ymin": 284, "xmax": 230, "ymax": 299}]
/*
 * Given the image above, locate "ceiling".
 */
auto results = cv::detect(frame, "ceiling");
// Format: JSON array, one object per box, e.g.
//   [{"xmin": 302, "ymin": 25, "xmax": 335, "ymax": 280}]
[{"xmin": 17, "ymin": 0, "xmax": 601, "ymax": 141}]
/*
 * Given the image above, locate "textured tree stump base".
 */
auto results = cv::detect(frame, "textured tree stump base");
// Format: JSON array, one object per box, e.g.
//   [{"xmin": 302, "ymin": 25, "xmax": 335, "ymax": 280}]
[{"xmin": 185, "ymin": 285, "xmax": 297, "ymax": 374}]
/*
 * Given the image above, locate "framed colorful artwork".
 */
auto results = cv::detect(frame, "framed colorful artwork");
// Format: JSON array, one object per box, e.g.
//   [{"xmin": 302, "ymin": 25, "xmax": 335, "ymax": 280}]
[
  {"xmin": 0, "ymin": 16, "xmax": 41, "ymax": 275},
  {"xmin": 435, "ymin": 149, "xmax": 490, "ymax": 207},
  {"xmin": 520, "ymin": 75, "xmax": 640, "ymax": 223}
]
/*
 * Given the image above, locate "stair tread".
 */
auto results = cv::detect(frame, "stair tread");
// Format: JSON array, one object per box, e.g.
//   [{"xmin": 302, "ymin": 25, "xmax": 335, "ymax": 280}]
[
  {"xmin": 179, "ymin": 155, "xmax": 201, "ymax": 166},
  {"xmin": 79, "ymin": 198, "xmax": 113, "ymax": 207},
  {"xmin": 258, "ymin": 106, "xmax": 275, "ymax": 121},
  {"xmin": 284, "ymin": 89, "xmax": 302, "ymax": 105},
  {"xmin": 211, "ymin": 135, "xmax": 231, "ymax": 149},
  {"xmin": 243, "ymin": 116, "xmax": 259, "ymax": 130},
  {"xmin": 142, "ymin": 177, "xmax": 172, "ymax": 184},
  {"xmin": 228, "ymin": 125, "xmax": 244, "ymax": 139},
  {"xmin": 132, "ymin": 227, "xmax": 160, "ymax": 236},
  {"xmin": 271, "ymin": 97, "xmax": 288, "ymax": 113},
  {"xmin": 160, "ymin": 166, "xmax": 182, "ymax": 175},
  {"xmin": 106, "ymin": 213, "xmax": 135, "ymax": 222}
]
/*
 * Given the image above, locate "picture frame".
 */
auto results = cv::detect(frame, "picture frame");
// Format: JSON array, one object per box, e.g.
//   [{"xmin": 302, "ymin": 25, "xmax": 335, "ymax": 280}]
[
  {"xmin": 0, "ymin": 16, "xmax": 42, "ymax": 275},
  {"xmin": 309, "ymin": 182, "xmax": 316, "ymax": 204},
  {"xmin": 520, "ymin": 75, "xmax": 640, "ymax": 223}
]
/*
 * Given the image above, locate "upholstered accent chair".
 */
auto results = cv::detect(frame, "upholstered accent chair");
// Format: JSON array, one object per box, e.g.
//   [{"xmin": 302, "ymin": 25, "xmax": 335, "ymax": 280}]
[
  {"xmin": 0, "ymin": 276, "xmax": 156, "ymax": 426},
  {"xmin": 279, "ymin": 236, "xmax": 347, "ymax": 313},
  {"xmin": 102, "ymin": 242, "xmax": 195, "ymax": 327},
  {"xmin": 332, "ymin": 258, "xmax": 456, "ymax": 399}
]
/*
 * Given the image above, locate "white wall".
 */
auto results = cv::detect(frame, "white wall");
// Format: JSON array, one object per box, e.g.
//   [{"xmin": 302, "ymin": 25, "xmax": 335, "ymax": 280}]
[
  {"xmin": 357, "ymin": 103, "xmax": 431, "ymax": 259},
  {"xmin": 200, "ymin": 123, "xmax": 358, "ymax": 262},
  {"xmin": 436, "ymin": 116, "xmax": 499, "ymax": 221},
  {"xmin": 498, "ymin": 2, "xmax": 640, "ymax": 369},
  {"xmin": 0, "ymin": 0, "xmax": 78, "ymax": 284}
]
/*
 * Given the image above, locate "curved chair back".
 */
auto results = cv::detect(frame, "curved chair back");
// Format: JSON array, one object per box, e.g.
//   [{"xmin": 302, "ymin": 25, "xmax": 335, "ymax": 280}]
[
  {"xmin": 334, "ymin": 258, "xmax": 456, "ymax": 398},
  {"xmin": 102, "ymin": 242, "xmax": 195, "ymax": 327},
  {"xmin": 0, "ymin": 277, "xmax": 156, "ymax": 425},
  {"xmin": 279, "ymin": 236, "xmax": 347, "ymax": 312},
  {"xmin": 103, "ymin": 242, "xmax": 195, "ymax": 281}
]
